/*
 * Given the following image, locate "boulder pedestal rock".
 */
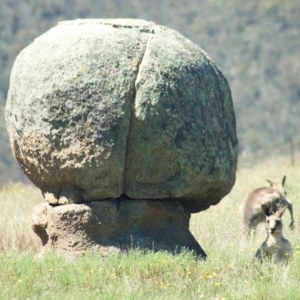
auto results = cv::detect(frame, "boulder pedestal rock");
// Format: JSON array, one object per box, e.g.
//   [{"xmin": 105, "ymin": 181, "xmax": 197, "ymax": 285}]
[
  {"xmin": 6, "ymin": 18, "xmax": 238, "ymax": 257},
  {"xmin": 32, "ymin": 200, "xmax": 207, "ymax": 258}
]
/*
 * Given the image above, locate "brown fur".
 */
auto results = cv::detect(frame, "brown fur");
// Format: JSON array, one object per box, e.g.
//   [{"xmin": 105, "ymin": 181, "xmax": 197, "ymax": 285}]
[
  {"xmin": 255, "ymin": 205, "xmax": 293, "ymax": 264},
  {"xmin": 239, "ymin": 176, "xmax": 294, "ymax": 237}
]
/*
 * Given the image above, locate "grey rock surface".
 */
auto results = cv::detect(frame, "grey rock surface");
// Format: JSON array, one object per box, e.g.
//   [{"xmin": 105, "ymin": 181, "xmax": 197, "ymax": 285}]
[
  {"xmin": 6, "ymin": 19, "xmax": 238, "ymax": 212},
  {"xmin": 32, "ymin": 200, "xmax": 207, "ymax": 258}
]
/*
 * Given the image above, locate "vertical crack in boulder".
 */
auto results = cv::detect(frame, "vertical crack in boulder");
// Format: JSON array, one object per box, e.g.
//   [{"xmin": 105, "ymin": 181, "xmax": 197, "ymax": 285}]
[{"xmin": 123, "ymin": 35, "xmax": 150, "ymax": 196}]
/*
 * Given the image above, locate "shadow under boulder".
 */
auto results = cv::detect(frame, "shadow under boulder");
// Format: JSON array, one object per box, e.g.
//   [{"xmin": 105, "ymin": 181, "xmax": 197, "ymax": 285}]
[{"xmin": 32, "ymin": 200, "xmax": 206, "ymax": 258}]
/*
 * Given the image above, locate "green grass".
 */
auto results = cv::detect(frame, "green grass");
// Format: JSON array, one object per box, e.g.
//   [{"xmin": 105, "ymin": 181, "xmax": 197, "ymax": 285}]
[
  {"xmin": 1, "ymin": 249, "xmax": 300, "ymax": 299},
  {"xmin": 1, "ymin": 156, "xmax": 300, "ymax": 299}
]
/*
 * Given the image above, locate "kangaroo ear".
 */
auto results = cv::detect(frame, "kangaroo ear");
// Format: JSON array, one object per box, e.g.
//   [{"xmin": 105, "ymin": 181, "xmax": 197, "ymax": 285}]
[
  {"xmin": 275, "ymin": 206, "xmax": 287, "ymax": 218},
  {"xmin": 261, "ymin": 204, "xmax": 272, "ymax": 216},
  {"xmin": 282, "ymin": 175, "xmax": 286, "ymax": 186},
  {"xmin": 266, "ymin": 179, "xmax": 274, "ymax": 187}
]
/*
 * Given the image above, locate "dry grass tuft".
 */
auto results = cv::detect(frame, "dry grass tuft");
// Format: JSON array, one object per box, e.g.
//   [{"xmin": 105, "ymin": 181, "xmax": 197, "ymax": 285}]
[{"xmin": 0, "ymin": 183, "xmax": 43, "ymax": 252}]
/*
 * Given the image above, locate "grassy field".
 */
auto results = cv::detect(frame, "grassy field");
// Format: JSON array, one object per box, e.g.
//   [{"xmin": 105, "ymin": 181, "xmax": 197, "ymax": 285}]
[{"xmin": 1, "ymin": 156, "xmax": 300, "ymax": 299}]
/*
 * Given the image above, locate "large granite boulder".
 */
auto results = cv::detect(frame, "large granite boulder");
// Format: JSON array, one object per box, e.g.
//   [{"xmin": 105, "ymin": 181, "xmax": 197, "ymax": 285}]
[{"xmin": 6, "ymin": 19, "xmax": 237, "ymax": 213}]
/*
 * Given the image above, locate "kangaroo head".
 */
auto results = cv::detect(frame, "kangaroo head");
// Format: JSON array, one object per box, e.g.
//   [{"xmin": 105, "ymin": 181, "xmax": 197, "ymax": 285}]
[
  {"xmin": 261, "ymin": 204, "xmax": 287, "ymax": 235},
  {"xmin": 266, "ymin": 175, "xmax": 286, "ymax": 197}
]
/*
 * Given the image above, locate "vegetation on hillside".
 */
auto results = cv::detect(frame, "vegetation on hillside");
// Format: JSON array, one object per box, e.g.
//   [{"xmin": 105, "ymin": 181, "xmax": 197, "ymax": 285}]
[{"xmin": 1, "ymin": 0, "xmax": 300, "ymax": 183}]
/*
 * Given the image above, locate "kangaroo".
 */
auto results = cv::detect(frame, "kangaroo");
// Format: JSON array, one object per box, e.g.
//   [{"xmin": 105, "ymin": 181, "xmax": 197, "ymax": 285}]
[
  {"xmin": 239, "ymin": 176, "xmax": 294, "ymax": 237},
  {"xmin": 255, "ymin": 205, "xmax": 293, "ymax": 264}
]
